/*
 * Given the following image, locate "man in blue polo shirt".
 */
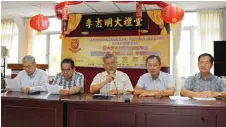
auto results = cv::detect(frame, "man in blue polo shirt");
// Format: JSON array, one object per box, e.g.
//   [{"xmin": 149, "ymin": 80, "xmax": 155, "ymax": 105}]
[{"xmin": 134, "ymin": 55, "xmax": 175, "ymax": 97}]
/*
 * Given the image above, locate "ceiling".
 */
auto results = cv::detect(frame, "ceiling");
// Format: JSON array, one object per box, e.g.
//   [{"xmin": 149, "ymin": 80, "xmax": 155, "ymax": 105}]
[{"xmin": 1, "ymin": 1, "xmax": 226, "ymax": 19}]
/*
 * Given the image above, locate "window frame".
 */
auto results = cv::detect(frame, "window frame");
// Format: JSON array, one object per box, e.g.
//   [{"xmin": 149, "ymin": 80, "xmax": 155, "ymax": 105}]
[
  {"xmin": 170, "ymin": 12, "xmax": 198, "ymax": 78},
  {"xmin": 31, "ymin": 17, "xmax": 62, "ymax": 76},
  {"xmin": 35, "ymin": 31, "xmax": 62, "ymax": 76}
]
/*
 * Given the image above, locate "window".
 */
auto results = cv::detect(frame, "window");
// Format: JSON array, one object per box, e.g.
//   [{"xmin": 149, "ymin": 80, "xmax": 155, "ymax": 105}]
[
  {"xmin": 182, "ymin": 12, "xmax": 197, "ymax": 27},
  {"xmin": 7, "ymin": 35, "xmax": 19, "ymax": 63},
  {"xmin": 1, "ymin": 20, "xmax": 19, "ymax": 76},
  {"xmin": 32, "ymin": 35, "xmax": 47, "ymax": 64},
  {"xmin": 177, "ymin": 30, "xmax": 191, "ymax": 77},
  {"xmin": 45, "ymin": 18, "xmax": 62, "ymax": 32},
  {"xmin": 5, "ymin": 35, "xmax": 19, "ymax": 76},
  {"xmin": 49, "ymin": 34, "xmax": 62, "ymax": 76},
  {"xmin": 171, "ymin": 12, "xmax": 198, "ymax": 78},
  {"xmin": 32, "ymin": 17, "xmax": 62, "ymax": 76}
]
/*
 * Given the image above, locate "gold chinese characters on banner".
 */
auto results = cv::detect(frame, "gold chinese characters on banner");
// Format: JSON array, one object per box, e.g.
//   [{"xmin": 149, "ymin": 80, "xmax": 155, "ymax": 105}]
[
  {"xmin": 82, "ymin": 12, "xmax": 148, "ymax": 31},
  {"xmin": 62, "ymin": 35, "xmax": 170, "ymax": 68}
]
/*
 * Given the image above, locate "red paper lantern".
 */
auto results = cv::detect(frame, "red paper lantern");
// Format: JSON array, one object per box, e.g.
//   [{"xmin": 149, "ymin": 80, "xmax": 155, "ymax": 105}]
[
  {"xmin": 30, "ymin": 14, "xmax": 49, "ymax": 33},
  {"xmin": 161, "ymin": 4, "xmax": 184, "ymax": 24}
]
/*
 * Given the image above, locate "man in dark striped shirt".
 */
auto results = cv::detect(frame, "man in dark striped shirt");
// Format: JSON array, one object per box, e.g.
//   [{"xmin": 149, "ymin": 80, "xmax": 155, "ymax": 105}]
[{"xmin": 52, "ymin": 58, "xmax": 84, "ymax": 95}]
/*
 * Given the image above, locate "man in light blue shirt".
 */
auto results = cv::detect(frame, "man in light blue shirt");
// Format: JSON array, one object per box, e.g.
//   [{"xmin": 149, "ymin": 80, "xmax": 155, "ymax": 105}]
[
  {"xmin": 6, "ymin": 55, "xmax": 49, "ymax": 93},
  {"xmin": 134, "ymin": 55, "xmax": 175, "ymax": 97}
]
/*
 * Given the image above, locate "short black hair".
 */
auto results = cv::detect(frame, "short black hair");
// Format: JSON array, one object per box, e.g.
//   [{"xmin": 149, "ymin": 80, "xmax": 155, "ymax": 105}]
[
  {"xmin": 198, "ymin": 53, "xmax": 214, "ymax": 64},
  {"xmin": 146, "ymin": 55, "xmax": 161, "ymax": 65},
  {"xmin": 61, "ymin": 58, "xmax": 75, "ymax": 68}
]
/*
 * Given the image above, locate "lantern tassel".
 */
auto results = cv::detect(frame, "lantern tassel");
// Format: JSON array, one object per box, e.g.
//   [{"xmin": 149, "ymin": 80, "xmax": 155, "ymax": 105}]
[
  {"xmin": 60, "ymin": 34, "xmax": 65, "ymax": 39},
  {"xmin": 171, "ymin": 23, "xmax": 175, "ymax": 29},
  {"xmin": 37, "ymin": 31, "xmax": 42, "ymax": 35},
  {"xmin": 138, "ymin": 29, "xmax": 141, "ymax": 41}
]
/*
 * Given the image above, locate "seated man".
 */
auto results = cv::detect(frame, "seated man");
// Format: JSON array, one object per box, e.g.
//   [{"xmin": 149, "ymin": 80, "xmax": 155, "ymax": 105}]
[
  {"xmin": 181, "ymin": 53, "xmax": 226, "ymax": 98},
  {"xmin": 52, "ymin": 58, "xmax": 84, "ymax": 95},
  {"xmin": 90, "ymin": 53, "xmax": 134, "ymax": 95},
  {"xmin": 6, "ymin": 55, "xmax": 49, "ymax": 93},
  {"xmin": 134, "ymin": 55, "xmax": 175, "ymax": 97}
]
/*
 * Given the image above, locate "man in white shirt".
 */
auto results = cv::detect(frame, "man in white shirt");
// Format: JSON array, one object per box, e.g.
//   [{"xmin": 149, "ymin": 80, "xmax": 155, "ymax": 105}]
[
  {"xmin": 90, "ymin": 53, "xmax": 134, "ymax": 95},
  {"xmin": 6, "ymin": 55, "xmax": 49, "ymax": 93}
]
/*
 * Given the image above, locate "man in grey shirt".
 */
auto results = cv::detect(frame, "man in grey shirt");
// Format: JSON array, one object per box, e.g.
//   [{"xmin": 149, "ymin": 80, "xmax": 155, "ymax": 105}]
[
  {"xmin": 181, "ymin": 53, "xmax": 226, "ymax": 98},
  {"xmin": 134, "ymin": 55, "xmax": 175, "ymax": 97}
]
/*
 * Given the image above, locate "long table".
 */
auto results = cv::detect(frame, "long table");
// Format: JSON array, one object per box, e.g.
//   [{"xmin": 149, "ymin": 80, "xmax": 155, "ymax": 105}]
[
  {"xmin": 2, "ymin": 92, "xmax": 226, "ymax": 127},
  {"xmin": 61, "ymin": 94, "xmax": 226, "ymax": 127},
  {"xmin": 1, "ymin": 92, "xmax": 63, "ymax": 127}
]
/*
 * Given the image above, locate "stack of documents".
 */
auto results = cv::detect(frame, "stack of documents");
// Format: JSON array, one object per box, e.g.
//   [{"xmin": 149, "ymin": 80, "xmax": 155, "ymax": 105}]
[
  {"xmin": 4, "ymin": 78, "xmax": 21, "ymax": 91},
  {"xmin": 47, "ymin": 85, "xmax": 63, "ymax": 94}
]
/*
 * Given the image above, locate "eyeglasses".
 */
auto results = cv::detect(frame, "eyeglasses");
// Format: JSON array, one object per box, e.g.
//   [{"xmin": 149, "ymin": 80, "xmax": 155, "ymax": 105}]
[
  {"xmin": 22, "ymin": 65, "xmax": 32, "ymax": 69},
  {"xmin": 104, "ymin": 62, "xmax": 117, "ymax": 66}
]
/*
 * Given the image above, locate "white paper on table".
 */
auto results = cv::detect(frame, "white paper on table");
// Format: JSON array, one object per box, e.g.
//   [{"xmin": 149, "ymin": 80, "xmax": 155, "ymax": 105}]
[
  {"xmin": 169, "ymin": 96, "xmax": 190, "ymax": 100},
  {"xmin": 30, "ymin": 93, "xmax": 50, "ymax": 99},
  {"xmin": 21, "ymin": 93, "xmax": 50, "ymax": 99},
  {"xmin": 192, "ymin": 97, "xmax": 216, "ymax": 100},
  {"xmin": 4, "ymin": 78, "xmax": 21, "ymax": 91},
  {"xmin": 94, "ymin": 94, "xmax": 116, "ymax": 97},
  {"xmin": 47, "ymin": 85, "xmax": 63, "ymax": 94}
]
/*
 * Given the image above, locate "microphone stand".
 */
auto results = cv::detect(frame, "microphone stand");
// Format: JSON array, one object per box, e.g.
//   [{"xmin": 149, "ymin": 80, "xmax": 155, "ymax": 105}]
[
  {"xmin": 109, "ymin": 71, "xmax": 120, "ymax": 98},
  {"xmin": 113, "ymin": 80, "xmax": 119, "ymax": 95}
]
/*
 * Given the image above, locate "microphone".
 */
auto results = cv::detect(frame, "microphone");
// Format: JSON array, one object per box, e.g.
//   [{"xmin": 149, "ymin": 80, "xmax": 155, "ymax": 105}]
[{"xmin": 124, "ymin": 98, "xmax": 130, "ymax": 102}]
